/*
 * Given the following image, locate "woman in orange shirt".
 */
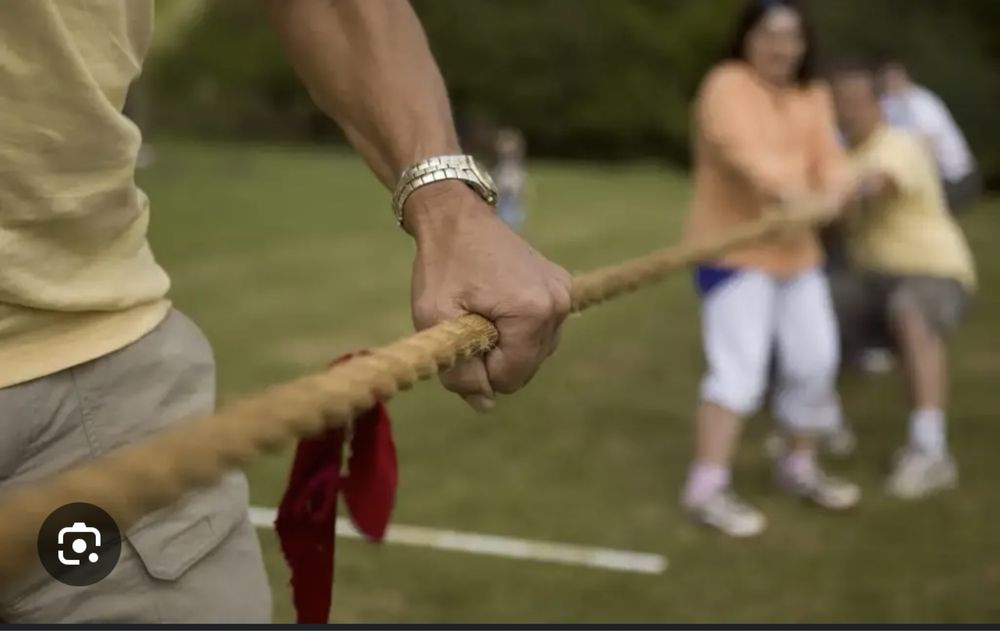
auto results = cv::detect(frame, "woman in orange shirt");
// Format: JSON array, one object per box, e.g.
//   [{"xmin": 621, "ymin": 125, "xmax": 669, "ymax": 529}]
[{"xmin": 680, "ymin": 0, "xmax": 858, "ymax": 537}]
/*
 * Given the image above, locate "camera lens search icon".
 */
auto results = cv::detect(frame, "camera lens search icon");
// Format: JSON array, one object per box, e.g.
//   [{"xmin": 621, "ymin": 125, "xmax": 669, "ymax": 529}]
[
  {"xmin": 57, "ymin": 522, "xmax": 103, "ymax": 566},
  {"xmin": 38, "ymin": 503, "xmax": 122, "ymax": 586}
]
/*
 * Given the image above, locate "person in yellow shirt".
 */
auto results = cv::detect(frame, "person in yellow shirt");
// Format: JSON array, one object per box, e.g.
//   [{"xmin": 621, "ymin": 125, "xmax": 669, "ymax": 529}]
[
  {"xmin": 829, "ymin": 60, "xmax": 976, "ymax": 499},
  {"xmin": 0, "ymin": 0, "xmax": 571, "ymax": 623}
]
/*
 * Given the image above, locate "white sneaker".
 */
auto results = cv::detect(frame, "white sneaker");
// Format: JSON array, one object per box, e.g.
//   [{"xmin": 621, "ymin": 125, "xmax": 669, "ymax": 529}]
[
  {"xmin": 685, "ymin": 490, "xmax": 767, "ymax": 538},
  {"xmin": 780, "ymin": 468, "xmax": 860, "ymax": 510},
  {"xmin": 886, "ymin": 449, "xmax": 958, "ymax": 500}
]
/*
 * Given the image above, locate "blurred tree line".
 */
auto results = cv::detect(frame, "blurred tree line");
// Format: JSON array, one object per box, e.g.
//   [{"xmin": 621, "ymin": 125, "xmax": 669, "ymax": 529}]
[{"xmin": 146, "ymin": 0, "xmax": 1000, "ymax": 185}]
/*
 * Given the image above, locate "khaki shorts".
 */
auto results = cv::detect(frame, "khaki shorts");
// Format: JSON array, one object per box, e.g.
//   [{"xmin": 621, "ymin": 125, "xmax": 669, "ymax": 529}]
[
  {"xmin": 829, "ymin": 269, "xmax": 970, "ymax": 357},
  {"xmin": 0, "ymin": 310, "xmax": 271, "ymax": 623}
]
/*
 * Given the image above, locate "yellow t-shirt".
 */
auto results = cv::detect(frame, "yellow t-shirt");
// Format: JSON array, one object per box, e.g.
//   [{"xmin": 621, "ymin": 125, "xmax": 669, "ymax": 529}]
[
  {"xmin": 846, "ymin": 125, "xmax": 976, "ymax": 289},
  {"xmin": 0, "ymin": 1, "xmax": 171, "ymax": 388}
]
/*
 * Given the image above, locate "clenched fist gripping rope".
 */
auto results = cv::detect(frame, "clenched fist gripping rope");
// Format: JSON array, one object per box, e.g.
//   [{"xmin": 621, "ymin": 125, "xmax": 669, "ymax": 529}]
[{"xmin": 0, "ymin": 207, "xmax": 828, "ymax": 584}]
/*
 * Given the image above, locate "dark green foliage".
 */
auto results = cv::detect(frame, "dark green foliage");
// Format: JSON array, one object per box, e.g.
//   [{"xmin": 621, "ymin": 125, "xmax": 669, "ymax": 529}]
[
  {"xmin": 809, "ymin": 0, "xmax": 1000, "ymax": 186},
  {"xmin": 145, "ymin": 0, "xmax": 1000, "ymax": 183}
]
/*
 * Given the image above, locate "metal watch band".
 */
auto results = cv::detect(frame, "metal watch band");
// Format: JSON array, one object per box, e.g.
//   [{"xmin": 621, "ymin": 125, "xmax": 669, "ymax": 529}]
[{"xmin": 391, "ymin": 155, "xmax": 498, "ymax": 227}]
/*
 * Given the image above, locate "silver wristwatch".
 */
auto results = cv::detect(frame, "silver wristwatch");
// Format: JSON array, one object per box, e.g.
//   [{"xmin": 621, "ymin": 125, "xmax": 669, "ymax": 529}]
[{"xmin": 391, "ymin": 155, "xmax": 498, "ymax": 227}]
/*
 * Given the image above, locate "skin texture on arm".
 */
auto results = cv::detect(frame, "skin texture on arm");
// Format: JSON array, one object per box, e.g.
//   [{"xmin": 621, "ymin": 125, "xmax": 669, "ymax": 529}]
[
  {"xmin": 265, "ymin": 0, "xmax": 572, "ymax": 410},
  {"xmin": 265, "ymin": 0, "xmax": 455, "ymax": 186}
]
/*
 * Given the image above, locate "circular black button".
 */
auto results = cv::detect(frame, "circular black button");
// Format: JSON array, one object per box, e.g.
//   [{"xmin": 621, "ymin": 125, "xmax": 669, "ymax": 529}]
[{"xmin": 37, "ymin": 503, "xmax": 122, "ymax": 586}]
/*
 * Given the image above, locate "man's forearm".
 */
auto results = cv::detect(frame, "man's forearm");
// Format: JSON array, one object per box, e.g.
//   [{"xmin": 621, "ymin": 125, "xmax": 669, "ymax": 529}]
[
  {"xmin": 265, "ymin": 0, "xmax": 572, "ymax": 409},
  {"xmin": 266, "ymin": 0, "xmax": 460, "ymax": 189}
]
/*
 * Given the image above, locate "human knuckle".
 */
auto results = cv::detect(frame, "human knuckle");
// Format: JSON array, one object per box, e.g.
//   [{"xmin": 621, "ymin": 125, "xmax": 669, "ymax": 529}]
[
  {"xmin": 552, "ymin": 287, "xmax": 572, "ymax": 317},
  {"xmin": 515, "ymin": 290, "xmax": 554, "ymax": 319}
]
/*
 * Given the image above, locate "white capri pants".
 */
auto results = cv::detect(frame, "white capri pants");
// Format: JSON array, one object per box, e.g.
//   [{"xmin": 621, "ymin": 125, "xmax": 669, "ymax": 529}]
[{"xmin": 699, "ymin": 267, "xmax": 843, "ymax": 432}]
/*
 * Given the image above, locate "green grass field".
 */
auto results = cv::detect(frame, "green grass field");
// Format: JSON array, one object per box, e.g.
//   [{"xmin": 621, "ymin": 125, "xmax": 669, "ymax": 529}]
[{"xmin": 141, "ymin": 140, "xmax": 1000, "ymax": 623}]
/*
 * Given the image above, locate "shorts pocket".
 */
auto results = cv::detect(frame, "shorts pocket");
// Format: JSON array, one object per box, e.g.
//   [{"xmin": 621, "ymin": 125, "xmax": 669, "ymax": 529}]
[{"xmin": 127, "ymin": 471, "xmax": 249, "ymax": 581}]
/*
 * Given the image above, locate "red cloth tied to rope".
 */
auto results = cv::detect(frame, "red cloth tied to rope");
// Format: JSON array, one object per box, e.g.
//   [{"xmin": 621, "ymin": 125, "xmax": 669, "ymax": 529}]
[{"xmin": 274, "ymin": 353, "xmax": 398, "ymax": 624}]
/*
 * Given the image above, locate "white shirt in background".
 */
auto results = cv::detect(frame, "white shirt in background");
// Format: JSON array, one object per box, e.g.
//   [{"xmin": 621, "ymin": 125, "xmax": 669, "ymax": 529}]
[{"xmin": 881, "ymin": 85, "xmax": 976, "ymax": 183}]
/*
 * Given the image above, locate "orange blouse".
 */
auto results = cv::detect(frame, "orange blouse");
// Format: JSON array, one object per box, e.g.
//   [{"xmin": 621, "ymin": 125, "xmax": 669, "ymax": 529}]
[{"xmin": 685, "ymin": 61, "xmax": 848, "ymax": 277}]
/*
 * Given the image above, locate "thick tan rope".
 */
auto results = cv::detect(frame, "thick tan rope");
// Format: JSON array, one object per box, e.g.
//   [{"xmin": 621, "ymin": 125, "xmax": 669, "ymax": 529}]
[{"xmin": 0, "ymin": 208, "xmax": 826, "ymax": 583}]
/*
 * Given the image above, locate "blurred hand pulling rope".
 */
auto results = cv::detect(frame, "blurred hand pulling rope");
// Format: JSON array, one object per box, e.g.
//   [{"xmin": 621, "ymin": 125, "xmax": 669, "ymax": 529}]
[{"xmin": 0, "ymin": 206, "xmax": 828, "ymax": 583}]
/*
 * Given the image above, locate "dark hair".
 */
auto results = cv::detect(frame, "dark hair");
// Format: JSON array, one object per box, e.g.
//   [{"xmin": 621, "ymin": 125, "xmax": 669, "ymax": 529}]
[{"xmin": 726, "ymin": 0, "xmax": 816, "ymax": 86}]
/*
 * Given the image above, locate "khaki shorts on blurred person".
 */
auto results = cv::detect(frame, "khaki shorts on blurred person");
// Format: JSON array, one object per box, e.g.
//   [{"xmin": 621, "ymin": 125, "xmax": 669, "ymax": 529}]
[{"xmin": 829, "ymin": 271, "xmax": 970, "ymax": 360}]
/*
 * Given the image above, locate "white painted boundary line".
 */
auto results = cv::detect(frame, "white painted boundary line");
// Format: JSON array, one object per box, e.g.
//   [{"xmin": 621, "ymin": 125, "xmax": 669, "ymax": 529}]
[{"xmin": 248, "ymin": 506, "xmax": 666, "ymax": 575}]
